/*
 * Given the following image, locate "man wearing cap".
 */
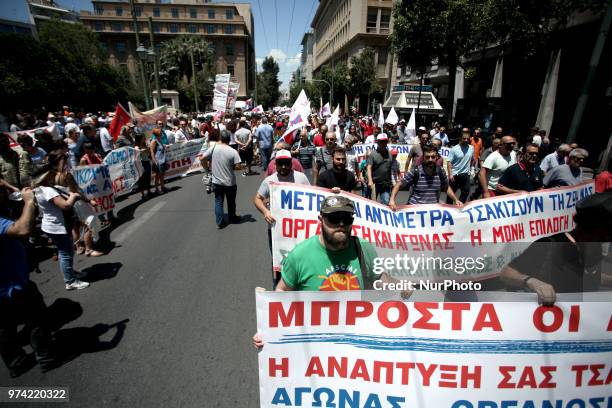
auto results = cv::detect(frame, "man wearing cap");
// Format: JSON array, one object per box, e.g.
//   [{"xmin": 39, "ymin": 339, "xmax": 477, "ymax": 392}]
[
  {"xmin": 317, "ymin": 147, "xmax": 357, "ymax": 192},
  {"xmin": 367, "ymin": 134, "xmax": 393, "ymax": 204},
  {"xmin": 500, "ymin": 192, "xmax": 612, "ymax": 305},
  {"xmin": 253, "ymin": 149, "xmax": 310, "ymax": 287},
  {"xmin": 279, "ymin": 195, "xmax": 380, "ymax": 291}
]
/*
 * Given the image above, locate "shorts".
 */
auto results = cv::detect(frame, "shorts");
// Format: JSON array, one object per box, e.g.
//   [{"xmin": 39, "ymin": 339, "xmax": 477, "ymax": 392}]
[{"xmin": 239, "ymin": 148, "xmax": 254, "ymax": 165}]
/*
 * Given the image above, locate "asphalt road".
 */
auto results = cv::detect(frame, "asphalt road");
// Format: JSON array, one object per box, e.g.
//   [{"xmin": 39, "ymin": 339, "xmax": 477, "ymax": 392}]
[{"xmin": 2, "ymin": 171, "xmax": 274, "ymax": 407}]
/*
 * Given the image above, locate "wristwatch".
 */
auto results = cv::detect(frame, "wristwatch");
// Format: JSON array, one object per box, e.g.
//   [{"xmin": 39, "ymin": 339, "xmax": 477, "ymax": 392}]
[{"xmin": 523, "ymin": 275, "xmax": 533, "ymax": 288}]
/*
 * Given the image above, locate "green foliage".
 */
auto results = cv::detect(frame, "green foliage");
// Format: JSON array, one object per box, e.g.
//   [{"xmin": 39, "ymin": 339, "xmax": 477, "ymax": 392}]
[
  {"xmin": 257, "ymin": 56, "xmax": 281, "ymax": 109},
  {"xmin": 349, "ymin": 48, "xmax": 380, "ymax": 97},
  {"xmin": 158, "ymin": 36, "xmax": 215, "ymax": 111},
  {"xmin": 0, "ymin": 20, "xmax": 129, "ymax": 112}
]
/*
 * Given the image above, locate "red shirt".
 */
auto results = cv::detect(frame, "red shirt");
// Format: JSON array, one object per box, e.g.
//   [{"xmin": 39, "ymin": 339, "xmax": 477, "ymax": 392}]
[
  {"xmin": 312, "ymin": 132, "xmax": 325, "ymax": 147},
  {"xmin": 595, "ymin": 171, "xmax": 612, "ymax": 192}
]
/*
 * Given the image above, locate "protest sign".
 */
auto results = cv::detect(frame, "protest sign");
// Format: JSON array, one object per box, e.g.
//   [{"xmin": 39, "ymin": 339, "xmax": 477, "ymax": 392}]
[
  {"xmin": 163, "ymin": 138, "xmax": 205, "ymax": 179},
  {"xmin": 129, "ymin": 102, "xmax": 167, "ymax": 138},
  {"xmin": 226, "ymin": 81, "xmax": 240, "ymax": 113},
  {"xmin": 349, "ymin": 143, "xmax": 412, "ymax": 176},
  {"xmin": 213, "ymin": 74, "xmax": 231, "ymax": 112},
  {"xmin": 102, "ymin": 147, "xmax": 143, "ymax": 197},
  {"xmin": 71, "ymin": 164, "xmax": 115, "ymax": 215},
  {"xmin": 256, "ymin": 290, "xmax": 612, "ymax": 408},
  {"xmin": 269, "ymin": 182, "xmax": 595, "ymax": 281}
]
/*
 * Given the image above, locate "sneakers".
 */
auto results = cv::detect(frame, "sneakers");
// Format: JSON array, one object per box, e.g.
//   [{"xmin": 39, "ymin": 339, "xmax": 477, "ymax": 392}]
[{"xmin": 65, "ymin": 280, "xmax": 90, "ymax": 291}]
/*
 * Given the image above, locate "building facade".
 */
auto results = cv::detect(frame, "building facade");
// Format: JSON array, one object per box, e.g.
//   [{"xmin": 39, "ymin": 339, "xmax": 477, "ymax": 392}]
[
  {"xmin": 29, "ymin": 0, "xmax": 78, "ymax": 26},
  {"xmin": 299, "ymin": 30, "xmax": 314, "ymax": 82},
  {"xmin": 80, "ymin": 0, "xmax": 255, "ymax": 97},
  {"xmin": 310, "ymin": 0, "xmax": 393, "ymax": 107}
]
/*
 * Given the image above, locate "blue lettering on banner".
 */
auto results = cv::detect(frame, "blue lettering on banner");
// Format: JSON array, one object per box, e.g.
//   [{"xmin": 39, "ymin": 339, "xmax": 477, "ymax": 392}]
[
  {"xmin": 271, "ymin": 387, "xmax": 407, "ymax": 407},
  {"xmin": 465, "ymin": 197, "xmax": 544, "ymax": 223},
  {"xmin": 450, "ymin": 398, "xmax": 612, "ymax": 408},
  {"xmin": 280, "ymin": 189, "xmax": 326, "ymax": 212},
  {"xmin": 362, "ymin": 204, "xmax": 454, "ymax": 228}
]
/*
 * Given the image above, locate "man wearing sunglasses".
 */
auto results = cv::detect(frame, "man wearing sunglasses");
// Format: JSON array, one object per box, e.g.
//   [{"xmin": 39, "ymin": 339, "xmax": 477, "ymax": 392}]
[
  {"xmin": 479, "ymin": 135, "xmax": 517, "ymax": 197},
  {"xmin": 276, "ymin": 195, "xmax": 379, "ymax": 292},
  {"xmin": 544, "ymin": 148, "xmax": 589, "ymax": 188},
  {"xmin": 496, "ymin": 143, "xmax": 544, "ymax": 194}
]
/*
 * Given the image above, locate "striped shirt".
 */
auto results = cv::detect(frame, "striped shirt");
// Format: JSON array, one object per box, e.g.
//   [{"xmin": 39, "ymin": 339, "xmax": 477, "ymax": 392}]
[
  {"xmin": 401, "ymin": 165, "xmax": 449, "ymax": 204},
  {"xmin": 292, "ymin": 141, "xmax": 317, "ymax": 169}
]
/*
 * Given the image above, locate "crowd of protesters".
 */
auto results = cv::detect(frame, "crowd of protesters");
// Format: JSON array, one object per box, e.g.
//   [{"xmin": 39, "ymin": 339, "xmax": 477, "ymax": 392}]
[{"xmin": 2, "ymin": 103, "xmax": 611, "ymax": 374}]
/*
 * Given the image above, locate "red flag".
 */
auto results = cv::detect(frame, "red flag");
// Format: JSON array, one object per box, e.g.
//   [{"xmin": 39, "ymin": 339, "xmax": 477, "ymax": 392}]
[{"xmin": 109, "ymin": 103, "xmax": 131, "ymax": 141}]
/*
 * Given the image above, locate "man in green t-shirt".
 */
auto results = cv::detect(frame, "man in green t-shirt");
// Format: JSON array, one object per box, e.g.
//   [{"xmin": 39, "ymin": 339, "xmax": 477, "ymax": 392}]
[{"xmin": 277, "ymin": 195, "xmax": 379, "ymax": 291}]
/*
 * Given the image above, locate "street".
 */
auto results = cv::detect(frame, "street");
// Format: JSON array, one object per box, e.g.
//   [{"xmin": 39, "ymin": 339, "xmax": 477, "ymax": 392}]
[{"xmin": 3, "ymin": 172, "xmax": 271, "ymax": 407}]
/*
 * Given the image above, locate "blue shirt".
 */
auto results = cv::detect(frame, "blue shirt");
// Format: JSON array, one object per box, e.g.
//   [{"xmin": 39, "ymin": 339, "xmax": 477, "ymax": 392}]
[
  {"xmin": 448, "ymin": 143, "xmax": 474, "ymax": 175},
  {"xmin": 434, "ymin": 132, "xmax": 449, "ymax": 146},
  {"xmin": 256, "ymin": 124, "xmax": 274, "ymax": 149},
  {"xmin": 0, "ymin": 217, "xmax": 29, "ymax": 298}
]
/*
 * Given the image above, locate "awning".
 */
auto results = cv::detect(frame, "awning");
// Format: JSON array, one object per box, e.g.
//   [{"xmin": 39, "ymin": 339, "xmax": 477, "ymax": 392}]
[{"xmin": 383, "ymin": 91, "xmax": 444, "ymax": 114}]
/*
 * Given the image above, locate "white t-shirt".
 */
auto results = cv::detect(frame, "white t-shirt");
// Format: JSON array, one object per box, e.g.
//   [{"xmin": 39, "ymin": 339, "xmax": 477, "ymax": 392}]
[
  {"xmin": 35, "ymin": 186, "xmax": 67, "ymax": 235},
  {"xmin": 99, "ymin": 127, "xmax": 113, "ymax": 152},
  {"xmin": 482, "ymin": 150, "xmax": 517, "ymax": 190},
  {"xmin": 175, "ymin": 129, "xmax": 188, "ymax": 143}
]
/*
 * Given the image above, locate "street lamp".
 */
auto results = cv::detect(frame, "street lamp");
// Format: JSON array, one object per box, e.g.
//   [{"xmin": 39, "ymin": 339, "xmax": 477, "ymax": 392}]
[
  {"xmin": 136, "ymin": 43, "xmax": 151, "ymax": 109},
  {"xmin": 304, "ymin": 79, "xmax": 332, "ymax": 107},
  {"xmin": 147, "ymin": 16, "xmax": 162, "ymax": 107}
]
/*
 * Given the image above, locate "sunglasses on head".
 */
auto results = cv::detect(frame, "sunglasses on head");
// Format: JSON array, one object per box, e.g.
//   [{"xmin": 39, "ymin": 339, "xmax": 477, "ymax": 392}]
[{"xmin": 324, "ymin": 212, "xmax": 354, "ymax": 226}]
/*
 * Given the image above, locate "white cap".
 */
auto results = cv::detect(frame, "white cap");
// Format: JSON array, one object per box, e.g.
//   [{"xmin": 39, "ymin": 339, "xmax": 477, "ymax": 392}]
[
  {"xmin": 418, "ymin": 126, "xmax": 426, "ymax": 131},
  {"xmin": 275, "ymin": 149, "xmax": 292, "ymax": 160},
  {"xmin": 376, "ymin": 133, "xmax": 388, "ymax": 141}
]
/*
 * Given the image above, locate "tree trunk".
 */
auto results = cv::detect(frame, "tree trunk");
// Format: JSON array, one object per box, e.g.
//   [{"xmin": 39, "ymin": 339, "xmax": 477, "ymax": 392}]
[{"xmin": 447, "ymin": 55, "xmax": 457, "ymax": 126}]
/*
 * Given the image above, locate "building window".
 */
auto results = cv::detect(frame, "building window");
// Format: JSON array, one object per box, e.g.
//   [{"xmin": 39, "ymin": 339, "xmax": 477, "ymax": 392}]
[
  {"xmin": 153, "ymin": 23, "xmax": 160, "ymax": 33},
  {"xmin": 153, "ymin": 7, "xmax": 160, "ymax": 17},
  {"xmin": 366, "ymin": 7, "xmax": 377, "ymax": 33},
  {"xmin": 208, "ymin": 9, "xmax": 215, "ymax": 19},
  {"xmin": 94, "ymin": 6, "xmax": 103, "ymax": 15},
  {"xmin": 112, "ymin": 22, "xmax": 123, "ymax": 32},
  {"xmin": 169, "ymin": 23, "xmax": 179, "ymax": 33},
  {"xmin": 380, "ymin": 9, "xmax": 391, "ymax": 34},
  {"xmin": 94, "ymin": 21, "xmax": 103, "ymax": 31},
  {"xmin": 207, "ymin": 24, "xmax": 215, "ymax": 34},
  {"xmin": 115, "ymin": 7, "xmax": 123, "ymax": 17},
  {"xmin": 116, "ymin": 41, "xmax": 126, "ymax": 54},
  {"xmin": 225, "ymin": 43, "xmax": 234, "ymax": 55},
  {"xmin": 224, "ymin": 25, "xmax": 233, "ymax": 34},
  {"xmin": 227, "ymin": 64, "xmax": 234, "ymax": 76},
  {"xmin": 188, "ymin": 24, "xmax": 198, "ymax": 33},
  {"xmin": 171, "ymin": 8, "xmax": 179, "ymax": 18},
  {"xmin": 378, "ymin": 47, "xmax": 387, "ymax": 65},
  {"xmin": 226, "ymin": 9, "xmax": 233, "ymax": 19},
  {"xmin": 134, "ymin": 7, "xmax": 142, "ymax": 17},
  {"xmin": 190, "ymin": 8, "xmax": 197, "ymax": 18}
]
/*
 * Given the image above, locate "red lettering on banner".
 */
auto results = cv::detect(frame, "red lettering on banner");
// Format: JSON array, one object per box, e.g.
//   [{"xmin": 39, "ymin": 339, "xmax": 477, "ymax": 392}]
[
  {"xmin": 529, "ymin": 215, "xmax": 569, "ymax": 237},
  {"xmin": 349, "ymin": 359, "xmax": 370, "ymax": 381},
  {"xmin": 568, "ymin": 305, "xmax": 580, "ymax": 332},
  {"xmin": 607, "ymin": 315, "xmax": 612, "ymax": 331},
  {"xmin": 413, "ymin": 303, "xmax": 440, "ymax": 330},
  {"xmin": 588, "ymin": 364, "xmax": 605, "ymax": 386},
  {"xmin": 281, "ymin": 218, "xmax": 320, "ymax": 238},
  {"xmin": 516, "ymin": 367, "xmax": 538, "ymax": 388},
  {"xmin": 328, "ymin": 356, "xmax": 348, "ymax": 377},
  {"xmin": 571, "ymin": 364, "xmax": 610, "ymax": 387},
  {"xmin": 472, "ymin": 304, "xmax": 502, "ymax": 331},
  {"xmin": 269, "ymin": 357, "xmax": 289, "ymax": 377},
  {"xmin": 498, "ymin": 366, "xmax": 516, "ymax": 388},
  {"xmin": 311, "ymin": 301, "xmax": 340, "ymax": 325},
  {"xmin": 394, "ymin": 233, "xmax": 408, "ymax": 250},
  {"xmin": 91, "ymin": 193, "xmax": 115, "ymax": 212},
  {"xmin": 461, "ymin": 365, "xmax": 482, "ymax": 388},
  {"xmin": 438, "ymin": 365, "xmax": 458, "ymax": 388},
  {"xmin": 492, "ymin": 223, "xmax": 525, "ymax": 243},
  {"xmin": 540, "ymin": 366, "xmax": 557, "ymax": 388},
  {"xmin": 443, "ymin": 303, "xmax": 470, "ymax": 330},
  {"xmin": 305, "ymin": 356, "xmax": 324, "ymax": 377},
  {"xmin": 345, "ymin": 301, "xmax": 373, "ymax": 325},
  {"xmin": 533, "ymin": 306, "xmax": 563, "ymax": 332},
  {"xmin": 181, "ymin": 157, "xmax": 191, "ymax": 166},
  {"xmin": 499, "ymin": 366, "xmax": 558, "ymax": 389},
  {"xmin": 572, "ymin": 365, "xmax": 588, "ymax": 387},
  {"xmin": 373, "ymin": 361, "xmax": 394, "ymax": 384},
  {"xmin": 377, "ymin": 301, "xmax": 409, "ymax": 328},
  {"xmin": 396, "ymin": 362, "xmax": 415, "ymax": 385},
  {"xmin": 416, "ymin": 363, "xmax": 437, "ymax": 386},
  {"xmin": 470, "ymin": 229, "xmax": 482, "ymax": 246},
  {"xmin": 269, "ymin": 302, "xmax": 304, "ymax": 327}
]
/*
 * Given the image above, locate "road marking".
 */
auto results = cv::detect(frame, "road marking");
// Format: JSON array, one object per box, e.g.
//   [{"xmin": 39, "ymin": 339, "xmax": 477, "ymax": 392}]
[{"xmin": 113, "ymin": 201, "xmax": 167, "ymax": 243}]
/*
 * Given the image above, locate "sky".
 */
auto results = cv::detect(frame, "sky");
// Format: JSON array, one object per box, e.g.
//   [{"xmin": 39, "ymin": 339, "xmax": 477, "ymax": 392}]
[{"xmin": 47, "ymin": 0, "xmax": 319, "ymax": 90}]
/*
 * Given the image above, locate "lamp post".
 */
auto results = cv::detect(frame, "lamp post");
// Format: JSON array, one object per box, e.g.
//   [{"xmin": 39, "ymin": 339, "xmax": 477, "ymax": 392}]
[
  {"xmin": 136, "ymin": 43, "xmax": 151, "ymax": 110},
  {"xmin": 148, "ymin": 17, "xmax": 162, "ymax": 107},
  {"xmin": 189, "ymin": 47, "xmax": 199, "ymax": 113},
  {"xmin": 130, "ymin": 0, "xmax": 150, "ymax": 110},
  {"xmin": 304, "ymin": 79, "xmax": 331, "ymax": 107},
  {"xmin": 325, "ymin": 39, "xmax": 334, "ymax": 105}
]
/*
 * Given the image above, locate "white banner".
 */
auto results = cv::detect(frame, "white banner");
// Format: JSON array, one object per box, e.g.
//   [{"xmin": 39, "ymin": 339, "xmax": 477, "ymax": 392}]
[
  {"xmin": 256, "ymin": 290, "xmax": 612, "ymax": 407},
  {"xmin": 213, "ymin": 74, "xmax": 231, "ymax": 112},
  {"xmin": 269, "ymin": 182, "xmax": 596, "ymax": 278},
  {"xmin": 163, "ymin": 138, "xmax": 205, "ymax": 180},
  {"xmin": 102, "ymin": 147, "xmax": 143, "ymax": 197},
  {"xmin": 71, "ymin": 165, "xmax": 115, "ymax": 215}
]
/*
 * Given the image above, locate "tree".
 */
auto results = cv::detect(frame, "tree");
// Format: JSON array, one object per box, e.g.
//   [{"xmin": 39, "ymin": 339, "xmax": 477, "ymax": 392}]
[
  {"xmin": 348, "ymin": 48, "xmax": 380, "ymax": 112},
  {"xmin": 0, "ymin": 20, "xmax": 128, "ymax": 112},
  {"xmin": 158, "ymin": 36, "xmax": 215, "ymax": 111},
  {"xmin": 256, "ymin": 56, "xmax": 281, "ymax": 109}
]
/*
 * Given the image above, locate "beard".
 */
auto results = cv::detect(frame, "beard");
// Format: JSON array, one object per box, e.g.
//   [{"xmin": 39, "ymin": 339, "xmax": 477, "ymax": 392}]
[{"xmin": 321, "ymin": 224, "xmax": 350, "ymax": 248}]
